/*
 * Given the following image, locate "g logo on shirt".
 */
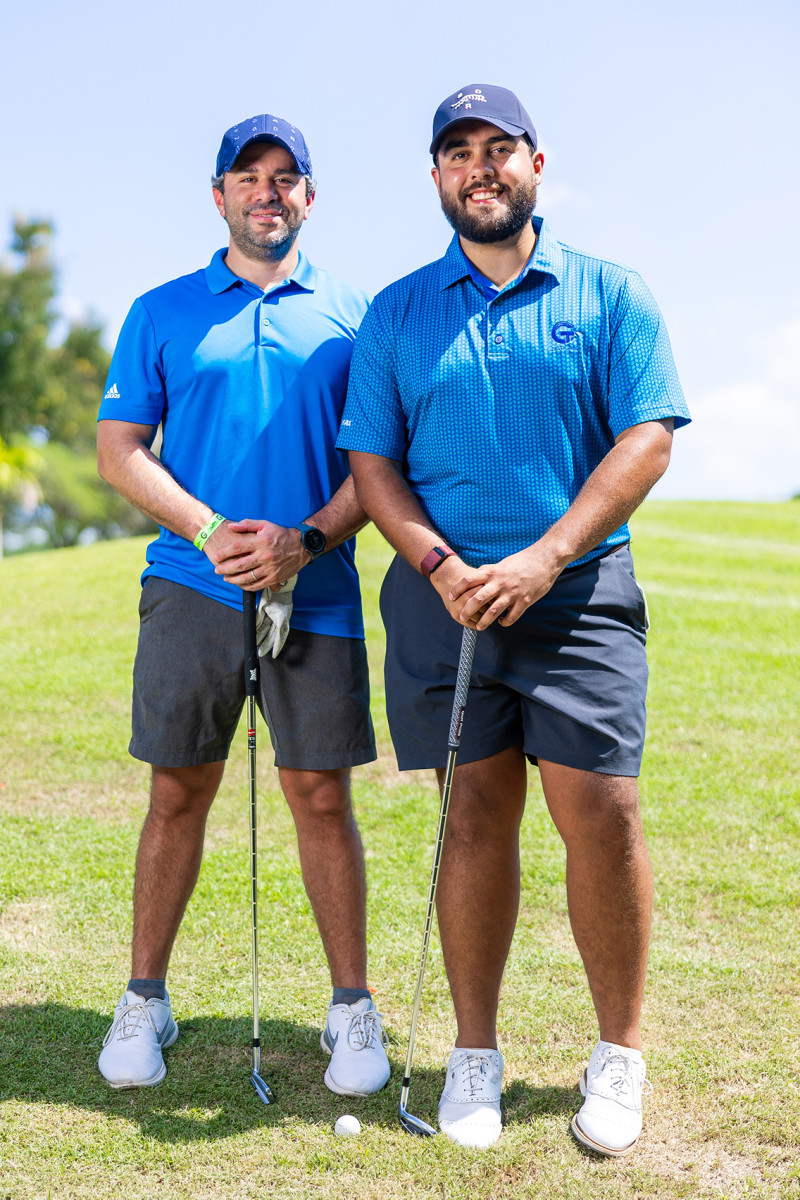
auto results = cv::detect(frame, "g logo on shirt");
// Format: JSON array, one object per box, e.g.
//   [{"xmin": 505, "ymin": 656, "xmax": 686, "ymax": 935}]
[{"xmin": 551, "ymin": 321, "xmax": 578, "ymax": 344}]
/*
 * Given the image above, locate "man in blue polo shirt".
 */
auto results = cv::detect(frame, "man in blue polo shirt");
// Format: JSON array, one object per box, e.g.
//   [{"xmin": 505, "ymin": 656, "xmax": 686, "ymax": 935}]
[
  {"xmin": 96, "ymin": 114, "xmax": 390, "ymax": 1100},
  {"xmin": 338, "ymin": 85, "xmax": 690, "ymax": 1153}
]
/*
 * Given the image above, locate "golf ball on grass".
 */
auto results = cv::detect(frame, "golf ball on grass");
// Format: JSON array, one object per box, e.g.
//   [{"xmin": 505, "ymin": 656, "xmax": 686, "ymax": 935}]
[{"xmin": 334, "ymin": 1114, "xmax": 361, "ymax": 1137}]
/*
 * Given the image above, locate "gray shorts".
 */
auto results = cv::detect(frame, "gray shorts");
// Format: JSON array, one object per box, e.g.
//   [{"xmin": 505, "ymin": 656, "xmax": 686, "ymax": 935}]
[
  {"xmin": 130, "ymin": 577, "xmax": 376, "ymax": 771},
  {"xmin": 380, "ymin": 545, "xmax": 649, "ymax": 777}
]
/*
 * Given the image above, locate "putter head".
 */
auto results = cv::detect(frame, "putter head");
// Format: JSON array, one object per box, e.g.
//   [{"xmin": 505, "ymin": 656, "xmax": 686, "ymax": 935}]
[
  {"xmin": 399, "ymin": 1103, "xmax": 437, "ymax": 1137},
  {"xmin": 251, "ymin": 1069, "xmax": 274, "ymax": 1105}
]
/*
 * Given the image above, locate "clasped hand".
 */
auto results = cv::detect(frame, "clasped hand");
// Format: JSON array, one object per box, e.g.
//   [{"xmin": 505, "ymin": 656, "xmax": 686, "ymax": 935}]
[
  {"xmin": 433, "ymin": 546, "xmax": 562, "ymax": 630},
  {"xmin": 204, "ymin": 518, "xmax": 309, "ymax": 591}
]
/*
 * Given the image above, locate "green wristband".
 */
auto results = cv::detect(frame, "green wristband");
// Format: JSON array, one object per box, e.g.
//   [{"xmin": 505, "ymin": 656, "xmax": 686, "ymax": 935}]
[{"xmin": 193, "ymin": 513, "xmax": 227, "ymax": 551}]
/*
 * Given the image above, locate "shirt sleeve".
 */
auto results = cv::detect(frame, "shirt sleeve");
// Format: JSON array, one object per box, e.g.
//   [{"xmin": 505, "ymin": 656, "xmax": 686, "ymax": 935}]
[
  {"xmin": 336, "ymin": 294, "xmax": 408, "ymax": 460},
  {"xmin": 606, "ymin": 271, "xmax": 691, "ymax": 437},
  {"xmin": 97, "ymin": 298, "xmax": 167, "ymax": 425}
]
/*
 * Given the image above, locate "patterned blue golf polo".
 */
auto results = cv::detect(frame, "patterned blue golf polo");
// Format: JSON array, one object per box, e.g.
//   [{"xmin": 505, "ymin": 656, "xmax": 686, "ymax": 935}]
[
  {"xmin": 337, "ymin": 216, "xmax": 690, "ymax": 568},
  {"xmin": 99, "ymin": 250, "xmax": 369, "ymax": 637}
]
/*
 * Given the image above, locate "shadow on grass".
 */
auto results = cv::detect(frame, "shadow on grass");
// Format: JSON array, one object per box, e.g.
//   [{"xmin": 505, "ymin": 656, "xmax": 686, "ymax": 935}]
[{"xmin": 0, "ymin": 1003, "xmax": 579, "ymax": 1143}]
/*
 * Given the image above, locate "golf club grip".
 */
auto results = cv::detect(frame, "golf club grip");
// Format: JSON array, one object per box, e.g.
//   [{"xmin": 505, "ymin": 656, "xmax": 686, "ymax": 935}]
[
  {"xmin": 243, "ymin": 590, "xmax": 258, "ymax": 697},
  {"xmin": 448, "ymin": 627, "xmax": 477, "ymax": 749}
]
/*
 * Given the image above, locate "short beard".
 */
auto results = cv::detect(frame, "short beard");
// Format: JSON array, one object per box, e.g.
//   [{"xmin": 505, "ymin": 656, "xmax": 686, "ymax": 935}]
[
  {"xmin": 225, "ymin": 205, "xmax": 305, "ymax": 263},
  {"xmin": 440, "ymin": 180, "xmax": 537, "ymax": 244}
]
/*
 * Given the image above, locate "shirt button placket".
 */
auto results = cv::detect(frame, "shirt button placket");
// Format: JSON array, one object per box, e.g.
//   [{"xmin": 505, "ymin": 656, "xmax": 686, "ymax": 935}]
[
  {"xmin": 259, "ymin": 299, "xmax": 271, "ymax": 346},
  {"xmin": 486, "ymin": 303, "xmax": 496, "ymax": 361},
  {"xmin": 488, "ymin": 307, "xmax": 509, "ymax": 361}
]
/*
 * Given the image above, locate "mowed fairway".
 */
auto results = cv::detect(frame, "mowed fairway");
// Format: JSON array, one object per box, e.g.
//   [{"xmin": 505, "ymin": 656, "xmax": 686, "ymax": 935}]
[{"xmin": 0, "ymin": 501, "xmax": 798, "ymax": 1200}]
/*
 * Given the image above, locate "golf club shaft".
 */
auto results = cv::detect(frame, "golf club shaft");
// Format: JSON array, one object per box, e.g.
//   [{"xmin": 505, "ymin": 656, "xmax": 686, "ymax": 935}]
[
  {"xmin": 399, "ymin": 625, "xmax": 477, "ymax": 1114},
  {"xmin": 243, "ymin": 590, "xmax": 262, "ymax": 1076}
]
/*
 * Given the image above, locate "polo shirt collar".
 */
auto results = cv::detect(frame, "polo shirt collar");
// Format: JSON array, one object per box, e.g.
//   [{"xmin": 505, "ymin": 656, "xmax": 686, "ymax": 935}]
[
  {"xmin": 290, "ymin": 251, "xmax": 316, "ymax": 292},
  {"xmin": 205, "ymin": 247, "xmax": 316, "ymax": 295},
  {"xmin": 439, "ymin": 215, "xmax": 564, "ymax": 292},
  {"xmin": 529, "ymin": 217, "xmax": 564, "ymax": 283}
]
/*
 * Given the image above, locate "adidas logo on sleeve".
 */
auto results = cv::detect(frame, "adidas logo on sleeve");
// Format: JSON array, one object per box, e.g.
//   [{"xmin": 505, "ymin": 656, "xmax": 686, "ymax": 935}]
[{"xmin": 104, "ymin": 383, "xmax": 120, "ymax": 400}]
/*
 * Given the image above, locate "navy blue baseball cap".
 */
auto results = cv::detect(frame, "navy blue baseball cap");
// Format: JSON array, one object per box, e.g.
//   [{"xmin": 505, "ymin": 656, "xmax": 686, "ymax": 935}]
[
  {"xmin": 430, "ymin": 85, "xmax": 537, "ymax": 158},
  {"xmin": 216, "ymin": 114, "xmax": 313, "ymax": 178}
]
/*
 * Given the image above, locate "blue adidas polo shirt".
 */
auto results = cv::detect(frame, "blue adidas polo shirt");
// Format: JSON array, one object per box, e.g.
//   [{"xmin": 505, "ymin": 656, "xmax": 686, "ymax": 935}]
[
  {"xmin": 338, "ymin": 217, "xmax": 690, "ymax": 569},
  {"xmin": 99, "ymin": 250, "xmax": 369, "ymax": 637}
]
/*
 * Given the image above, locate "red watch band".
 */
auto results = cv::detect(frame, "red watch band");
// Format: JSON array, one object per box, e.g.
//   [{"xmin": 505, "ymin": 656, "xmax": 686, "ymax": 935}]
[{"xmin": 421, "ymin": 545, "xmax": 455, "ymax": 578}]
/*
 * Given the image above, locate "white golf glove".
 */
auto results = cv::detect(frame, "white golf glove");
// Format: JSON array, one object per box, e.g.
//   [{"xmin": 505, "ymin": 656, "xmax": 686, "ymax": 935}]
[{"xmin": 256, "ymin": 575, "xmax": 297, "ymax": 659}]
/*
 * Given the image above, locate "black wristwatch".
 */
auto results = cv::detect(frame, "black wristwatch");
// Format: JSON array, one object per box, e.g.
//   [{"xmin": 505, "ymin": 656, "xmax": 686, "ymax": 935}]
[{"xmin": 295, "ymin": 522, "xmax": 327, "ymax": 560}]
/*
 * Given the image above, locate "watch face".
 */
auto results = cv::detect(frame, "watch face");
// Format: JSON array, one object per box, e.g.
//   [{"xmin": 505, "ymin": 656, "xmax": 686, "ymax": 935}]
[{"xmin": 303, "ymin": 527, "xmax": 326, "ymax": 555}]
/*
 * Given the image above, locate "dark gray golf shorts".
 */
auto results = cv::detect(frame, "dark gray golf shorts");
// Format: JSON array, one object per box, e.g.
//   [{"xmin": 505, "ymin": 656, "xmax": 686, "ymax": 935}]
[
  {"xmin": 380, "ymin": 545, "xmax": 649, "ymax": 778},
  {"xmin": 130, "ymin": 577, "xmax": 376, "ymax": 771}
]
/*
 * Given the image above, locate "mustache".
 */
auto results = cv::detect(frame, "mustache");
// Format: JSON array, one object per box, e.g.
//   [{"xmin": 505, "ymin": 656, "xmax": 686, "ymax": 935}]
[
  {"xmin": 460, "ymin": 183, "xmax": 505, "ymax": 201},
  {"xmin": 244, "ymin": 204, "xmax": 287, "ymax": 217}
]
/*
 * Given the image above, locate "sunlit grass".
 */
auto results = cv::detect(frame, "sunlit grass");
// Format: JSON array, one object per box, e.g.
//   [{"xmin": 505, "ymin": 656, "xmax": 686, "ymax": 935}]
[{"xmin": 1, "ymin": 502, "xmax": 799, "ymax": 1198}]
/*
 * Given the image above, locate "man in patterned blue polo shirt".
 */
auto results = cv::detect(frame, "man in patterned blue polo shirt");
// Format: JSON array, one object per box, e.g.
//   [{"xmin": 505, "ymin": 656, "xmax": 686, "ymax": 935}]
[
  {"xmin": 96, "ymin": 114, "xmax": 390, "ymax": 1101},
  {"xmin": 338, "ymin": 84, "xmax": 690, "ymax": 1154}
]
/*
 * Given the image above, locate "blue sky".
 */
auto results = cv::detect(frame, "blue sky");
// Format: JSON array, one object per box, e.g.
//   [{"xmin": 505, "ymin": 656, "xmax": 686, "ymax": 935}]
[{"xmin": 2, "ymin": 0, "xmax": 798, "ymax": 499}]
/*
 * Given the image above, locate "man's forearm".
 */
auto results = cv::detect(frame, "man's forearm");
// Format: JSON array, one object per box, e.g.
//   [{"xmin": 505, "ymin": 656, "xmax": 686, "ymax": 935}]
[
  {"xmin": 534, "ymin": 419, "xmax": 675, "ymax": 573},
  {"xmin": 348, "ymin": 451, "xmax": 450, "ymax": 570},
  {"xmin": 97, "ymin": 420, "xmax": 214, "ymax": 543},
  {"xmin": 304, "ymin": 474, "xmax": 370, "ymax": 551},
  {"xmin": 349, "ymin": 450, "xmax": 485, "ymax": 624}
]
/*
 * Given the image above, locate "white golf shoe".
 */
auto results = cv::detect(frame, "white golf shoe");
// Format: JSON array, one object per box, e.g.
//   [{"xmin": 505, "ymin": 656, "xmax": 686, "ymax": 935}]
[
  {"xmin": 320, "ymin": 997, "xmax": 391, "ymax": 1096},
  {"xmin": 571, "ymin": 1040, "xmax": 646, "ymax": 1157},
  {"xmin": 98, "ymin": 990, "xmax": 179, "ymax": 1088},
  {"xmin": 438, "ymin": 1047, "xmax": 504, "ymax": 1148}
]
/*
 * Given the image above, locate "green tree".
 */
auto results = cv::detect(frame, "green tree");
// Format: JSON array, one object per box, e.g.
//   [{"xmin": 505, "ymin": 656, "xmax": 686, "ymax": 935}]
[
  {"xmin": 0, "ymin": 218, "xmax": 154, "ymax": 552},
  {"xmin": 44, "ymin": 319, "xmax": 116, "ymax": 452},
  {"xmin": 0, "ymin": 220, "xmax": 55, "ymax": 440}
]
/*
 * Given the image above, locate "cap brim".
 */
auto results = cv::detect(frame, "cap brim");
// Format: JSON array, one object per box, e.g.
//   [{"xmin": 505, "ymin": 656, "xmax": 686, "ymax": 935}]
[
  {"xmin": 222, "ymin": 134, "xmax": 306, "ymax": 175},
  {"xmin": 430, "ymin": 117, "xmax": 526, "ymax": 156}
]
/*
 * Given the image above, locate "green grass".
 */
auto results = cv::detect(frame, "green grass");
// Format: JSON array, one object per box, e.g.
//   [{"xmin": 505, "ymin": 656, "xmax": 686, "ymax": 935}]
[{"xmin": 1, "ymin": 501, "xmax": 799, "ymax": 1199}]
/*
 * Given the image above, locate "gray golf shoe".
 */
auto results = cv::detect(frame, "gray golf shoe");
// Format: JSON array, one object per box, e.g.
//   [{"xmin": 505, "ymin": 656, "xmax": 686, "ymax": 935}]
[
  {"xmin": 320, "ymin": 997, "xmax": 390, "ymax": 1096},
  {"xmin": 98, "ymin": 990, "xmax": 179, "ymax": 1088}
]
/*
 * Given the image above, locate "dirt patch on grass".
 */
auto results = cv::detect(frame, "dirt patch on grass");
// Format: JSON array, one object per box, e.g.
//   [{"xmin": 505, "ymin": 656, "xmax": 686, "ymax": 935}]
[
  {"xmin": 0, "ymin": 899, "xmax": 57, "ymax": 952},
  {"xmin": 2, "ymin": 777, "xmax": 148, "ymax": 823},
  {"xmin": 591, "ymin": 1089, "xmax": 790, "ymax": 1196}
]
